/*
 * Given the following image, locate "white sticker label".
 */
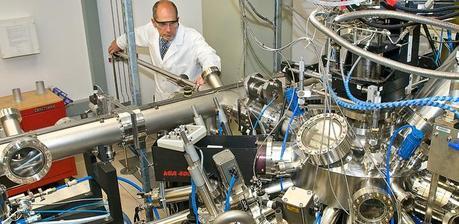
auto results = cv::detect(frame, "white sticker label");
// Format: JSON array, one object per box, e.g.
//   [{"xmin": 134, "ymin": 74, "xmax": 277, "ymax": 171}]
[{"xmin": 436, "ymin": 126, "xmax": 451, "ymax": 134}]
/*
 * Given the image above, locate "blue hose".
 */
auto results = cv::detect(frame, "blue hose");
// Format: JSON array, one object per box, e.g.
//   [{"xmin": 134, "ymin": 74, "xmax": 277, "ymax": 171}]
[
  {"xmin": 191, "ymin": 180, "xmax": 199, "ymax": 224},
  {"xmin": 412, "ymin": 214, "xmax": 423, "ymax": 224},
  {"xmin": 253, "ymin": 97, "xmax": 277, "ymax": 130},
  {"xmin": 40, "ymin": 201, "xmax": 106, "ymax": 222},
  {"xmin": 333, "ymin": 62, "xmax": 459, "ymax": 117},
  {"xmin": 315, "ymin": 211, "xmax": 322, "ymax": 224},
  {"xmin": 225, "ymin": 175, "xmax": 237, "ymax": 212},
  {"xmin": 117, "ymin": 177, "xmax": 160, "ymax": 220},
  {"xmin": 56, "ymin": 176, "xmax": 94, "ymax": 191},
  {"xmin": 117, "ymin": 176, "xmax": 143, "ymax": 192},
  {"xmin": 385, "ymin": 125, "xmax": 414, "ymax": 195}
]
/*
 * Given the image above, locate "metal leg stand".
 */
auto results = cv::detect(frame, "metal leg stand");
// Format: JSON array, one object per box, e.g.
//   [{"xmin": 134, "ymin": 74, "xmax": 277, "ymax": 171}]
[{"xmin": 424, "ymin": 172, "xmax": 439, "ymax": 224}]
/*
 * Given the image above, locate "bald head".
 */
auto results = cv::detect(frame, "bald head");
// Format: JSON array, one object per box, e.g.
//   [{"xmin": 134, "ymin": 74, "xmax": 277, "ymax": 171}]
[{"xmin": 152, "ymin": 0, "xmax": 178, "ymax": 20}]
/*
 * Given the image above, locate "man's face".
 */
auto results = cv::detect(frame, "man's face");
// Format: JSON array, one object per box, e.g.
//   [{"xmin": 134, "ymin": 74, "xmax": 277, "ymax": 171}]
[{"xmin": 152, "ymin": 4, "xmax": 179, "ymax": 41}]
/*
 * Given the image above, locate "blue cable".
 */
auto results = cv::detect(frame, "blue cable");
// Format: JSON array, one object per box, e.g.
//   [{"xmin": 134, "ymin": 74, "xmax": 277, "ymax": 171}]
[
  {"xmin": 278, "ymin": 102, "xmax": 299, "ymax": 191},
  {"xmin": 56, "ymin": 176, "xmax": 94, "ymax": 191},
  {"xmin": 191, "ymin": 180, "xmax": 199, "ymax": 224},
  {"xmin": 336, "ymin": 60, "xmax": 459, "ymax": 117},
  {"xmin": 225, "ymin": 174, "xmax": 237, "ymax": 212},
  {"xmin": 385, "ymin": 125, "xmax": 414, "ymax": 195},
  {"xmin": 117, "ymin": 177, "xmax": 160, "ymax": 220},
  {"xmin": 40, "ymin": 201, "xmax": 106, "ymax": 222},
  {"xmin": 315, "ymin": 211, "xmax": 322, "ymax": 224},
  {"xmin": 330, "ymin": 85, "xmax": 459, "ymax": 118},
  {"xmin": 435, "ymin": 29, "xmax": 444, "ymax": 64},
  {"xmin": 447, "ymin": 30, "xmax": 453, "ymax": 53},
  {"xmin": 280, "ymin": 177, "xmax": 284, "ymax": 192},
  {"xmin": 117, "ymin": 176, "xmax": 143, "ymax": 192},
  {"xmin": 412, "ymin": 214, "xmax": 423, "ymax": 224},
  {"xmin": 34, "ymin": 209, "xmax": 107, "ymax": 214},
  {"xmin": 253, "ymin": 97, "xmax": 277, "ymax": 130},
  {"xmin": 280, "ymin": 103, "xmax": 299, "ymax": 160}
]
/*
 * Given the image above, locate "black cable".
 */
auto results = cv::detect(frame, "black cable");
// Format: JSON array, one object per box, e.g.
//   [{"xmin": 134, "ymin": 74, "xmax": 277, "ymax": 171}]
[
  {"xmin": 245, "ymin": 0, "xmax": 274, "ymax": 28},
  {"xmin": 395, "ymin": 3, "xmax": 459, "ymax": 13},
  {"xmin": 421, "ymin": 24, "xmax": 439, "ymax": 66}
]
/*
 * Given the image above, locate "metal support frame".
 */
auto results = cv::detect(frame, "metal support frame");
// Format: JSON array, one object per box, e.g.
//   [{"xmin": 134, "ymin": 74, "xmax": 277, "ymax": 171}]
[
  {"xmin": 424, "ymin": 172, "xmax": 439, "ymax": 223},
  {"xmin": 83, "ymin": 152, "xmax": 124, "ymax": 224},
  {"xmin": 273, "ymin": 0, "xmax": 282, "ymax": 72},
  {"xmin": 121, "ymin": 0, "xmax": 142, "ymax": 106},
  {"xmin": 130, "ymin": 111, "xmax": 153, "ymax": 221},
  {"xmin": 120, "ymin": 1, "xmax": 153, "ymax": 220}
]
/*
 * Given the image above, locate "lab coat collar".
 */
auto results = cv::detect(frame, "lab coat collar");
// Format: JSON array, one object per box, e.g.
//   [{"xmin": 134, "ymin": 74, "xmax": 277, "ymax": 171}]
[{"xmin": 154, "ymin": 24, "xmax": 185, "ymax": 63}]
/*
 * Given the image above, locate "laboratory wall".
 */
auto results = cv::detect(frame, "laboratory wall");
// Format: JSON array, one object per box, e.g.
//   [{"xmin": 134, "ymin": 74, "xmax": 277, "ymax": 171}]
[
  {"xmin": 0, "ymin": 0, "xmax": 93, "ymax": 101},
  {"xmin": 202, "ymin": 0, "xmax": 293, "ymax": 85}
]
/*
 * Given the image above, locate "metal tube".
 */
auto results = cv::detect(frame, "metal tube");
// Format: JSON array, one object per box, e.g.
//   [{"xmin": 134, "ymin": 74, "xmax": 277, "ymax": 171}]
[
  {"xmin": 0, "ymin": 85, "xmax": 242, "ymax": 164},
  {"xmin": 0, "ymin": 108, "xmax": 23, "ymax": 137},
  {"xmin": 116, "ymin": 52, "xmax": 195, "ymax": 88},
  {"xmin": 35, "ymin": 81, "xmax": 45, "ymax": 95},
  {"xmin": 400, "ymin": 211, "xmax": 416, "ymax": 224},
  {"xmin": 391, "ymin": 182, "xmax": 415, "ymax": 211},
  {"xmin": 213, "ymin": 210, "xmax": 256, "ymax": 224},
  {"xmin": 309, "ymin": 10, "xmax": 459, "ymax": 80},
  {"xmin": 149, "ymin": 209, "xmax": 189, "ymax": 224},
  {"xmin": 320, "ymin": 206, "xmax": 341, "ymax": 224},
  {"xmin": 263, "ymin": 178, "xmax": 294, "ymax": 194},
  {"xmin": 12, "ymin": 88, "xmax": 22, "ymax": 103},
  {"xmin": 188, "ymin": 165, "xmax": 219, "ymax": 217},
  {"xmin": 334, "ymin": 10, "xmax": 459, "ymax": 32},
  {"xmin": 121, "ymin": 0, "xmax": 142, "ymax": 106},
  {"xmin": 425, "ymin": 173, "xmax": 440, "ymax": 223},
  {"xmin": 273, "ymin": 0, "xmax": 282, "ymax": 72}
]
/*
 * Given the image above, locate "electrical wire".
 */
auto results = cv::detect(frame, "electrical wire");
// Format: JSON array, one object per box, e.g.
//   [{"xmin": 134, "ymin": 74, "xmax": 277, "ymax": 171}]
[
  {"xmin": 117, "ymin": 176, "xmax": 160, "ymax": 220},
  {"xmin": 225, "ymin": 174, "xmax": 237, "ymax": 212},
  {"xmin": 244, "ymin": 0, "xmax": 274, "ymax": 28},
  {"xmin": 253, "ymin": 96, "xmax": 277, "ymax": 131},
  {"xmin": 191, "ymin": 180, "xmax": 199, "ymax": 224}
]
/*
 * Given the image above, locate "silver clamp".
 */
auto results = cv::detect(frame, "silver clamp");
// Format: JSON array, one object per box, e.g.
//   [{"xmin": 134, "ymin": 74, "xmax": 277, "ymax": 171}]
[
  {"xmin": 117, "ymin": 109, "xmax": 145, "ymax": 143},
  {"xmin": 201, "ymin": 66, "xmax": 221, "ymax": 80}
]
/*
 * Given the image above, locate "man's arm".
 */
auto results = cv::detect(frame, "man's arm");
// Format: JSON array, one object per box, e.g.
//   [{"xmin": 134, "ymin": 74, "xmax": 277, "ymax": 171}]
[
  {"xmin": 192, "ymin": 31, "xmax": 222, "ymax": 72},
  {"xmin": 107, "ymin": 23, "xmax": 151, "ymax": 54}
]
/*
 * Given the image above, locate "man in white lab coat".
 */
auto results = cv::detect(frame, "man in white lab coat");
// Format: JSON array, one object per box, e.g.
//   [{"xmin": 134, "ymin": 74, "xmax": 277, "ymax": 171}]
[{"xmin": 108, "ymin": 0, "xmax": 221, "ymax": 101}]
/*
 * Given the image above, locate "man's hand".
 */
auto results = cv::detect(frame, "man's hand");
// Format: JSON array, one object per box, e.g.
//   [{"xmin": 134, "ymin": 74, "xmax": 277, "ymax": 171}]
[
  {"xmin": 108, "ymin": 40, "xmax": 122, "ymax": 55},
  {"xmin": 195, "ymin": 76, "xmax": 206, "ymax": 86}
]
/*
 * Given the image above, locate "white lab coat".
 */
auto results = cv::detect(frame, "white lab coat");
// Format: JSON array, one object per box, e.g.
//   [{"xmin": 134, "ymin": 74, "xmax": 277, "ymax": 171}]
[{"xmin": 116, "ymin": 22, "xmax": 221, "ymax": 101}]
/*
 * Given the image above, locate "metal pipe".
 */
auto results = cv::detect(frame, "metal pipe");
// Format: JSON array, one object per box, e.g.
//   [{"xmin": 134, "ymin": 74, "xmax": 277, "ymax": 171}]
[
  {"xmin": 202, "ymin": 66, "xmax": 223, "ymax": 88},
  {"xmin": 213, "ymin": 210, "xmax": 256, "ymax": 224},
  {"xmin": 116, "ymin": 52, "xmax": 195, "ymax": 88},
  {"xmin": 263, "ymin": 178, "xmax": 294, "ymax": 194},
  {"xmin": 188, "ymin": 164, "xmax": 219, "ymax": 217},
  {"xmin": 391, "ymin": 182, "xmax": 415, "ymax": 211},
  {"xmin": 335, "ymin": 10, "xmax": 459, "ymax": 32},
  {"xmin": 425, "ymin": 173, "xmax": 440, "ymax": 223},
  {"xmin": 12, "ymin": 88, "xmax": 22, "ymax": 103},
  {"xmin": 309, "ymin": 10, "xmax": 459, "ymax": 80},
  {"xmin": 320, "ymin": 206, "xmax": 341, "ymax": 224},
  {"xmin": 160, "ymin": 186, "xmax": 191, "ymax": 203},
  {"xmin": 400, "ymin": 211, "xmax": 416, "ymax": 224},
  {"xmin": 273, "ymin": 0, "xmax": 282, "ymax": 72},
  {"xmin": 121, "ymin": 0, "xmax": 142, "ymax": 105},
  {"xmin": 35, "ymin": 81, "xmax": 46, "ymax": 95},
  {"xmin": 0, "ymin": 85, "xmax": 243, "ymax": 162},
  {"xmin": 0, "ymin": 108, "xmax": 23, "ymax": 137},
  {"xmin": 149, "ymin": 209, "xmax": 189, "ymax": 224}
]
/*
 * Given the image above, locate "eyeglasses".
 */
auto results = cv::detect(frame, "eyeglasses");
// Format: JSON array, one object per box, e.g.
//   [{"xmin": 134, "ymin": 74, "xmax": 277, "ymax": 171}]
[{"xmin": 154, "ymin": 19, "xmax": 179, "ymax": 29}]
